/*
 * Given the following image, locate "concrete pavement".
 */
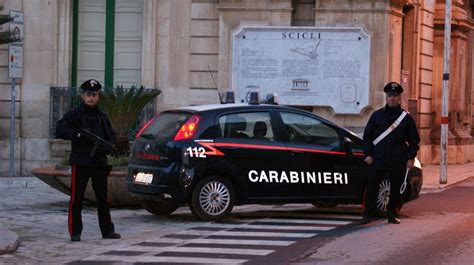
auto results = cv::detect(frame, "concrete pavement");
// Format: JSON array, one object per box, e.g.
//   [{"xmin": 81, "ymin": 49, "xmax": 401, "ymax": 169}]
[
  {"xmin": 0, "ymin": 177, "xmax": 48, "ymax": 255},
  {"xmin": 1, "ymin": 162, "xmax": 474, "ymax": 256}
]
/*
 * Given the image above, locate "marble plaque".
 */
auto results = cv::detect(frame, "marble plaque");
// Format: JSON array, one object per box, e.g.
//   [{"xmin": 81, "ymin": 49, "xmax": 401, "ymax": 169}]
[{"xmin": 232, "ymin": 27, "xmax": 370, "ymax": 114}]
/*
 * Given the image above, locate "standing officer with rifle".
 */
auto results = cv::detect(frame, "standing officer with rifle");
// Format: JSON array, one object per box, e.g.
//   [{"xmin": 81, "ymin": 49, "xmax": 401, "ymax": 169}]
[{"xmin": 56, "ymin": 79, "xmax": 121, "ymax": 242}]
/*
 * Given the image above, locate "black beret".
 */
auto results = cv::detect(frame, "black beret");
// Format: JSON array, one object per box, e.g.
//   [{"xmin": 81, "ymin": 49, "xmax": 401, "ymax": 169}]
[
  {"xmin": 80, "ymin": 79, "xmax": 102, "ymax": 92},
  {"xmin": 383, "ymin": 82, "xmax": 403, "ymax": 95}
]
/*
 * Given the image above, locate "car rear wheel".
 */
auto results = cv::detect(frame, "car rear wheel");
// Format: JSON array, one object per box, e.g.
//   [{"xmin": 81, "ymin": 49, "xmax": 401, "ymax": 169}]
[
  {"xmin": 190, "ymin": 176, "xmax": 235, "ymax": 221},
  {"xmin": 142, "ymin": 200, "xmax": 179, "ymax": 216}
]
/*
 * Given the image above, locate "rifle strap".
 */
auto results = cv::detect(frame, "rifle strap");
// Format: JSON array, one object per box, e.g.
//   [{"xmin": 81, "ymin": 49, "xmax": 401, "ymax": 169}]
[{"xmin": 372, "ymin": 111, "xmax": 407, "ymax": 146}]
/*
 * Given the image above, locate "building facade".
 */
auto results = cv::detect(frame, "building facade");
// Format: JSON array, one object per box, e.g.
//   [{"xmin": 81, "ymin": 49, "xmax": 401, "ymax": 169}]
[{"xmin": 0, "ymin": 0, "xmax": 473, "ymax": 176}]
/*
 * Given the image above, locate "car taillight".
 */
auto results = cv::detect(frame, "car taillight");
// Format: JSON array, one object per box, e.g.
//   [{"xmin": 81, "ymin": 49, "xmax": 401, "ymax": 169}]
[
  {"xmin": 174, "ymin": 114, "xmax": 201, "ymax": 141},
  {"xmin": 135, "ymin": 117, "xmax": 155, "ymax": 138}
]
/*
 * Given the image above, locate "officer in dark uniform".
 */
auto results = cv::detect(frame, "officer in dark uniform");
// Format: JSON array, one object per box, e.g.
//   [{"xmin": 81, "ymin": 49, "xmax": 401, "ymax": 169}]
[
  {"xmin": 360, "ymin": 82, "xmax": 420, "ymax": 224},
  {"xmin": 56, "ymin": 79, "xmax": 121, "ymax": 242}
]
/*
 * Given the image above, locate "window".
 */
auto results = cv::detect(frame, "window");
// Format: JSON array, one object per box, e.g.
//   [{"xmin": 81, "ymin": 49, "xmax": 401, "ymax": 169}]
[
  {"xmin": 219, "ymin": 112, "xmax": 274, "ymax": 141},
  {"xmin": 73, "ymin": 0, "xmax": 143, "ymax": 88},
  {"xmin": 280, "ymin": 112, "xmax": 340, "ymax": 149}
]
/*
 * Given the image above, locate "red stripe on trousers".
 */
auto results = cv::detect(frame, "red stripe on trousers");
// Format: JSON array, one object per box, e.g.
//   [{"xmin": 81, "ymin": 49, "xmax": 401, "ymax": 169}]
[
  {"xmin": 361, "ymin": 185, "xmax": 367, "ymax": 212},
  {"xmin": 68, "ymin": 164, "xmax": 76, "ymax": 236}
]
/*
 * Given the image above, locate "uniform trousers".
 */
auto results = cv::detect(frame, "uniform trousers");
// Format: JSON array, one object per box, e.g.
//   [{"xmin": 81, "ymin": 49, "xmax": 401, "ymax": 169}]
[
  {"xmin": 363, "ymin": 166, "xmax": 405, "ymax": 218},
  {"xmin": 69, "ymin": 164, "xmax": 115, "ymax": 237}
]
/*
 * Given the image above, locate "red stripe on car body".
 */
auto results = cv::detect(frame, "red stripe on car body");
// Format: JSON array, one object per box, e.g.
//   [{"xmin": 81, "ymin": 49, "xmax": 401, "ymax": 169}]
[{"xmin": 212, "ymin": 142, "xmax": 365, "ymax": 156}]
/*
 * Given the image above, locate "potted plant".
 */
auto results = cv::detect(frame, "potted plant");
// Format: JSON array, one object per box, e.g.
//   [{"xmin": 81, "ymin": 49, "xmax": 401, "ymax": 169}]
[{"xmin": 99, "ymin": 85, "xmax": 161, "ymax": 160}]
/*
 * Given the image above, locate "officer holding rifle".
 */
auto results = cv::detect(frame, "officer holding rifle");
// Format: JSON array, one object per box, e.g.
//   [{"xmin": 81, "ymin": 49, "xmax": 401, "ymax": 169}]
[{"xmin": 56, "ymin": 79, "xmax": 121, "ymax": 242}]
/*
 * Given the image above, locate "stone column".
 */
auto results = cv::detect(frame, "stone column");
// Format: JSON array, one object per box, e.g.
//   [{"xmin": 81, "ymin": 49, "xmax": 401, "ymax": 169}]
[
  {"xmin": 155, "ymin": 0, "xmax": 192, "ymax": 112},
  {"xmin": 416, "ymin": 1, "xmax": 436, "ymax": 164},
  {"xmin": 20, "ymin": 1, "xmax": 59, "ymax": 175},
  {"xmin": 141, "ymin": 0, "xmax": 157, "ymax": 88}
]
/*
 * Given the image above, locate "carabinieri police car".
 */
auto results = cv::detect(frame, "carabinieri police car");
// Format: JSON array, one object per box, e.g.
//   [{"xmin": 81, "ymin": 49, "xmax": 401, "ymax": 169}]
[{"xmin": 127, "ymin": 93, "xmax": 422, "ymax": 221}]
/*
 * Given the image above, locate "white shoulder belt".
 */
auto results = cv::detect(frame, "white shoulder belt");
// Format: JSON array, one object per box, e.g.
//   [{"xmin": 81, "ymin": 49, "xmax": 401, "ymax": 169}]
[{"xmin": 372, "ymin": 111, "xmax": 407, "ymax": 146}]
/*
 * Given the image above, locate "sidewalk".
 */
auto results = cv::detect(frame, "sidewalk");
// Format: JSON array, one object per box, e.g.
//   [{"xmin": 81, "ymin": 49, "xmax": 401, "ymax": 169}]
[
  {"xmin": 420, "ymin": 162, "xmax": 474, "ymax": 191},
  {"xmin": 0, "ymin": 177, "xmax": 47, "ymax": 255},
  {"xmin": 1, "ymin": 163, "xmax": 474, "ymax": 256}
]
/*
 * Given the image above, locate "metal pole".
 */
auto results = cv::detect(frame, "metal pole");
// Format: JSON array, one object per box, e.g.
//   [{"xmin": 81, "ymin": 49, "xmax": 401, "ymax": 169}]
[
  {"xmin": 9, "ymin": 78, "xmax": 16, "ymax": 178},
  {"xmin": 440, "ymin": 0, "xmax": 451, "ymax": 184}
]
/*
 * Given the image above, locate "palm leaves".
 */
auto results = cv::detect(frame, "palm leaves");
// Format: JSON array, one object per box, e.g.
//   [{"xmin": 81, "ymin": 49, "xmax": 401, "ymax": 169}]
[{"xmin": 99, "ymin": 85, "xmax": 161, "ymax": 157}]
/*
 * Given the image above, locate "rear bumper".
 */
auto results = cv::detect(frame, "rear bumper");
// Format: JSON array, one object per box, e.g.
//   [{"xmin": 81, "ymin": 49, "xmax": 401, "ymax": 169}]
[
  {"xmin": 126, "ymin": 163, "xmax": 187, "ymax": 204},
  {"xmin": 126, "ymin": 182, "xmax": 185, "ymax": 203}
]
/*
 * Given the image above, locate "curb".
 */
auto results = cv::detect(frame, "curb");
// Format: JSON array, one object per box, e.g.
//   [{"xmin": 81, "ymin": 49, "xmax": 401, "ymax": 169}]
[
  {"xmin": 0, "ymin": 177, "xmax": 49, "ymax": 189},
  {"xmin": 421, "ymin": 175, "xmax": 474, "ymax": 193},
  {"xmin": 0, "ymin": 227, "xmax": 19, "ymax": 255}
]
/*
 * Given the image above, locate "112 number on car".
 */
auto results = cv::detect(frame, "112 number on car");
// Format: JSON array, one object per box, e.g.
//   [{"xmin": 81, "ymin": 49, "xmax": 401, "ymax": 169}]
[{"xmin": 186, "ymin": 147, "xmax": 206, "ymax": 158}]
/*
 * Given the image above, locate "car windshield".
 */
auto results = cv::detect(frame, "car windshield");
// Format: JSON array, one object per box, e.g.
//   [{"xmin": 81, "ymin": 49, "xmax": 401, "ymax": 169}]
[{"xmin": 139, "ymin": 112, "xmax": 192, "ymax": 140}]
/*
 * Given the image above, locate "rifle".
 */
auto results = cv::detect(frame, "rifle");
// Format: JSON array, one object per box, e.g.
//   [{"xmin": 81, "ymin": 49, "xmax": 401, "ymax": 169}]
[{"xmin": 79, "ymin": 129, "xmax": 114, "ymax": 157}]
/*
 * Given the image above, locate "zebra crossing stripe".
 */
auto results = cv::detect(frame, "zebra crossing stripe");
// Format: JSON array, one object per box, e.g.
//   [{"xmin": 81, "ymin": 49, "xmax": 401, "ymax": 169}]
[
  {"xmin": 266, "ymin": 218, "xmax": 352, "ymax": 225},
  {"xmin": 116, "ymin": 245, "xmax": 274, "ymax": 256},
  {"xmin": 210, "ymin": 223, "xmax": 334, "ymax": 231},
  {"xmin": 83, "ymin": 255, "xmax": 248, "ymax": 264},
  {"xmin": 301, "ymin": 213, "xmax": 361, "ymax": 220},
  {"xmin": 138, "ymin": 237, "xmax": 294, "ymax": 246},
  {"xmin": 189, "ymin": 238, "xmax": 294, "ymax": 246},
  {"xmin": 175, "ymin": 229, "xmax": 316, "ymax": 238},
  {"xmin": 228, "ymin": 218, "xmax": 352, "ymax": 225}
]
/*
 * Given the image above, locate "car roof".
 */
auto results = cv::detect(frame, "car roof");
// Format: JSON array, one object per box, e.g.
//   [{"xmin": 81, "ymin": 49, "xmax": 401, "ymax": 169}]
[{"xmin": 170, "ymin": 103, "xmax": 293, "ymax": 112}]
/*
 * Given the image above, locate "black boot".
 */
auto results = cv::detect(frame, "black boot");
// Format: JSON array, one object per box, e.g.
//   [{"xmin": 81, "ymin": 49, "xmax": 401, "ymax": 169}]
[
  {"xmin": 388, "ymin": 217, "xmax": 401, "ymax": 224},
  {"xmin": 103, "ymin": 232, "xmax": 121, "ymax": 239},
  {"xmin": 387, "ymin": 210, "xmax": 400, "ymax": 224},
  {"xmin": 359, "ymin": 215, "xmax": 373, "ymax": 225},
  {"xmin": 70, "ymin": 234, "xmax": 81, "ymax": 242}
]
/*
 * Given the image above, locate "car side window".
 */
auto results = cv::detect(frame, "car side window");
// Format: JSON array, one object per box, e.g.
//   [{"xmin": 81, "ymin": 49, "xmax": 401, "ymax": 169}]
[
  {"xmin": 280, "ymin": 112, "xmax": 340, "ymax": 150},
  {"xmin": 219, "ymin": 112, "xmax": 274, "ymax": 141}
]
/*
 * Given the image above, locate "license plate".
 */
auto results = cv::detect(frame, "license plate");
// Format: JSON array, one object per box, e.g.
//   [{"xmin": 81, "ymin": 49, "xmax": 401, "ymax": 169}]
[{"xmin": 134, "ymin": 172, "xmax": 153, "ymax": 184}]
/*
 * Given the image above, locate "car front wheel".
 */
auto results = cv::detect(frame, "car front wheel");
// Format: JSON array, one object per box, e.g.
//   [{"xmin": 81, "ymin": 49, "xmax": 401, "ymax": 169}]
[
  {"xmin": 376, "ymin": 179, "xmax": 407, "ymax": 214},
  {"xmin": 376, "ymin": 179, "xmax": 391, "ymax": 213},
  {"xmin": 190, "ymin": 176, "xmax": 235, "ymax": 221}
]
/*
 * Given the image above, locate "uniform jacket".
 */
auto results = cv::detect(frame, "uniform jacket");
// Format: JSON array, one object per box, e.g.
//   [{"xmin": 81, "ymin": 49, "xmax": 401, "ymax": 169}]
[
  {"xmin": 363, "ymin": 104, "xmax": 420, "ymax": 169},
  {"xmin": 56, "ymin": 103, "xmax": 116, "ymax": 166}
]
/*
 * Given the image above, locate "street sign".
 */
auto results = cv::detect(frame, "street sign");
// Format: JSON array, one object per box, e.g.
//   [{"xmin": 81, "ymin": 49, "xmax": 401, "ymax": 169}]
[
  {"xmin": 8, "ymin": 10, "xmax": 24, "ymax": 177},
  {"xmin": 8, "ymin": 44, "xmax": 23, "ymax": 79},
  {"xmin": 9, "ymin": 10, "xmax": 24, "ymax": 43}
]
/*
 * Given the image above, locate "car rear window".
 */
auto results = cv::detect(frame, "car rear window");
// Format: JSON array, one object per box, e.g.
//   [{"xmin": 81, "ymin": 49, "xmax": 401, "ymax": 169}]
[{"xmin": 139, "ymin": 112, "xmax": 192, "ymax": 140}]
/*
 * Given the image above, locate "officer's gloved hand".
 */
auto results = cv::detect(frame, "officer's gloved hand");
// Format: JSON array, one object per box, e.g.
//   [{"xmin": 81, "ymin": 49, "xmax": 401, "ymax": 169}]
[
  {"xmin": 72, "ymin": 131, "xmax": 93, "ymax": 145},
  {"xmin": 72, "ymin": 131, "xmax": 82, "ymax": 143}
]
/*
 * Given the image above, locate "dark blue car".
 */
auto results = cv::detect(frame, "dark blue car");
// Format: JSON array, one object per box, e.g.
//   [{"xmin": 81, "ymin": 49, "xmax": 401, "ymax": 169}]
[{"xmin": 127, "ymin": 102, "xmax": 422, "ymax": 221}]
